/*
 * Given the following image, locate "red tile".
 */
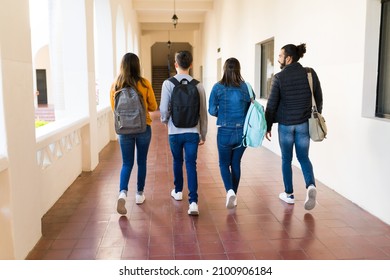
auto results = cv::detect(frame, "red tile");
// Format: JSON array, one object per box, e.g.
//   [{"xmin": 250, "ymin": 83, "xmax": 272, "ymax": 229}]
[
  {"xmin": 199, "ymin": 241, "xmax": 224, "ymax": 254},
  {"xmin": 149, "ymin": 234, "xmax": 173, "ymax": 246},
  {"xmin": 68, "ymin": 248, "xmax": 97, "ymax": 260},
  {"xmin": 28, "ymin": 112, "xmax": 390, "ymax": 261},
  {"xmin": 50, "ymin": 239, "xmax": 77, "ymax": 250},
  {"xmin": 100, "ymin": 237, "xmax": 125, "ymax": 248},
  {"xmin": 201, "ymin": 253, "xmax": 228, "ymax": 260},
  {"xmin": 122, "ymin": 245, "xmax": 148, "ymax": 259},
  {"xmin": 42, "ymin": 249, "xmax": 72, "ymax": 260},
  {"xmin": 254, "ymin": 250, "xmax": 283, "ymax": 260},
  {"xmin": 149, "ymin": 244, "xmax": 174, "ymax": 257},
  {"xmin": 25, "ymin": 250, "xmax": 47, "ymax": 260},
  {"xmin": 32, "ymin": 238, "xmax": 53, "ymax": 250},
  {"xmin": 197, "ymin": 233, "xmax": 221, "ymax": 243},
  {"xmin": 74, "ymin": 238, "xmax": 102, "ymax": 249},
  {"xmin": 176, "ymin": 254, "xmax": 201, "ymax": 260},
  {"xmin": 174, "ymin": 233, "xmax": 198, "ymax": 244},
  {"xmin": 279, "ymin": 249, "xmax": 309, "ymax": 260},
  {"xmin": 226, "ymin": 252, "xmax": 256, "ymax": 260},
  {"xmin": 95, "ymin": 247, "xmax": 123, "ymax": 260},
  {"xmin": 222, "ymin": 240, "xmax": 252, "ymax": 253},
  {"xmin": 174, "ymin": 243, "xmax": 200, "ymax": 255}
]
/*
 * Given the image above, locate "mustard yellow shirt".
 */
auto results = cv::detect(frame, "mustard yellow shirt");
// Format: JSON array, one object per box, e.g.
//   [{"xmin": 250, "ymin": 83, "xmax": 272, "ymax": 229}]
[{"xmin": 110, "ymin": 79, "xmax": 158, "ymax": 126}]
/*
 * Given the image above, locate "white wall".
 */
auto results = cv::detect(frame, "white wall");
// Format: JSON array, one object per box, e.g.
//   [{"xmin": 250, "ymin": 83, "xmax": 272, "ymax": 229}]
[{"xmin": 201, "ymin": 0, "xmax": 390, "ymax": 225}]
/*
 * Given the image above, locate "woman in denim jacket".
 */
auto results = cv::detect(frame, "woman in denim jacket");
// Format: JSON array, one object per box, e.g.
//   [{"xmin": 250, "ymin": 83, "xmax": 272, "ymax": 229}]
[{"xmin": 208, "ymin": 58, "xmax": 251, "ymax": 209}]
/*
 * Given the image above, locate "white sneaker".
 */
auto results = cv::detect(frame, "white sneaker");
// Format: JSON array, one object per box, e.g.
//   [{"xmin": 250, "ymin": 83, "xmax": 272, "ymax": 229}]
[
  {"xmin": 117, "ymin": 191, "xmax": 127, "ymax": 215},
  {"xmin": 135, "ymin": 191, "xmax": 145, "ymax": 205},
  {"xmin": 226, "ymin": 189, "xmax": 236, "ymax": 209},
  {"xmin": 171, "ymin": 189, "xmax": 183, "ymax": 201},
  {"xmin": 279, "ymin": 192, "xmax": 295, "ymax": 204},
  {"xmin": 304, "ymin": 185, "xmax": 317, "ymax": 210},
  {"xmin": 188, "ymin": 202, "xmax": 199, "ymax": 215}
]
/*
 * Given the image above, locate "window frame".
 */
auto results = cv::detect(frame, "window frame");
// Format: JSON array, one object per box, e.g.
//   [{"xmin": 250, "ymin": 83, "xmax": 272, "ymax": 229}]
[
  {"xmin": 259, "ymin": 39, "xmax": 274, "ymax": 99},
  {"xmin": 376, "ymin": 0, "xmax": 390, "ymax": 119}
]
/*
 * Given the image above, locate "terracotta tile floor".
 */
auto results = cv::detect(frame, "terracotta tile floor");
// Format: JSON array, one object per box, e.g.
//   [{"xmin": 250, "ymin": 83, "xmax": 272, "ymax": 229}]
[{"xmin": 27, "ymin": 112, "xmax": 390, "ymax": 260}]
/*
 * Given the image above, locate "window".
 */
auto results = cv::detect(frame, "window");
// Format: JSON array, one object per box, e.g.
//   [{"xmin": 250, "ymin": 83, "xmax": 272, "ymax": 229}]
[
  {"xmin": 377, "ymin": 0, "xmax": 390, "ymax": 118},
  {"xmin": 260, "ymin": 39, "xmax": 274, "ymax": 99}
]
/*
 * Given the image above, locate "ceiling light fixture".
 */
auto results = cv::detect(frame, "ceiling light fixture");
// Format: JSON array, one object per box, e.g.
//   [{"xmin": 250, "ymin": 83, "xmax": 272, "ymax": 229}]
[
  {"xmin": 167, "ymin": 31, "xmax": 171, "ymax": 48},
  {"xmin": 172, "ymin": 0, "xmax": 178, "ymax": 28}
]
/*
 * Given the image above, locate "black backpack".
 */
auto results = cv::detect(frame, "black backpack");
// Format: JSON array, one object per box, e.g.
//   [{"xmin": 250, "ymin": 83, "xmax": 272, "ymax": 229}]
[
  {"xmin": 114, "ymin": 87, "xmax": 146, "ymax": 135},
  {"xmin": 169, "ymin": 77, "xmax": 200, "ymax": 128}
]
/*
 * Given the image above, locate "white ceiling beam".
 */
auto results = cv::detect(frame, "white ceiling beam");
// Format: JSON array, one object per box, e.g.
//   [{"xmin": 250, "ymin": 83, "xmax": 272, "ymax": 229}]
[
  {"xmin": 137, "ymin": 11, "xmax": 205, "ymax": 23},
  {"xmin": 141, "ymin": 22, "xmax": 200, "ymax": 32},
  {"xmin": 133, "ymin": 0, "xmax": 213, "ymax": 12}
]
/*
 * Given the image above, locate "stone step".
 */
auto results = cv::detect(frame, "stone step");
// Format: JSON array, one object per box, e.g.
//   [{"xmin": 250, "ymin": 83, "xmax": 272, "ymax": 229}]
[{"xmin": 35, "ymin": 106, "xmax": 55, "ymax": 122}]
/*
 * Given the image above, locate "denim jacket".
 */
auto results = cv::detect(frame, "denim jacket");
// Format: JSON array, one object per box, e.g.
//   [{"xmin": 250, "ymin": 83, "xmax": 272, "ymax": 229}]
[{"xmin": 208, "ymin": 82, "xmax": 251, "ymax": 127}]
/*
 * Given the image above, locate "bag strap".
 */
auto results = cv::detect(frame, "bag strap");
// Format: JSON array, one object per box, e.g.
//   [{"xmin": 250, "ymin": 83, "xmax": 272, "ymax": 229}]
[
  {"xmin": 189, "ymin": 79, "xmax": 199, "ymax": 86},
  {"xmin": 306, "ymin": 68, "xmax": 317, "ymax": 111},
  {"xmin": 168, "ymin": 77, "xmax": 180, "ymax": 86},
  {"xmin": 245, "ymin": 82, "xmax": 255, "ymax": 101},
  {"xmin": 169, "ymin": 77, "xmax": 199, "ymax": 86}
]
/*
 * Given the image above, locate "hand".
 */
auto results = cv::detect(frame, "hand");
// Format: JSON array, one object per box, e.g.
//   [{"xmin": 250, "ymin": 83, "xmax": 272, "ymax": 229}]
[
  {"xmin": 198, "ymin": 139, "xmax": 205, "ymax": 146},
  {"xmin": 265, "ymin": 131, "xmax": 272, "ymax": 141}
]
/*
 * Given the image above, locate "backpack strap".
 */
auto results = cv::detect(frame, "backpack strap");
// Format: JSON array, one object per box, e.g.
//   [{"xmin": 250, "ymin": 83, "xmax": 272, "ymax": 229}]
[
  {"xmin": 168, "ymin": 77, "xmax": 180, "ymax": 86},
  {"xmin": 190, "ymin": 79, "xmax": 199, "ymax": 86},
  {"xmin": 169, "ymin": 77, "xmax": 199, "ymax": 86},
  {"xmin": 245, "ymin": 82, "xmax": 255, "ymax": 101}
]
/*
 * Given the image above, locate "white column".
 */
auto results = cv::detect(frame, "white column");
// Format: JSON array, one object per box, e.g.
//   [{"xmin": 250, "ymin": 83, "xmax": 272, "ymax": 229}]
[
  {"xmin": 0, "ymin": 0, "xmax": 42, "ymax": 259},
  {"xmin": 83, "ymin": 0, "xmax": 99, "ymax": 170}
]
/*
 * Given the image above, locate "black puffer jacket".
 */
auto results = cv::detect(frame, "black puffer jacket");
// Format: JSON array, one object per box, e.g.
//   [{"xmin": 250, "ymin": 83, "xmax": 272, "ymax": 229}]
[{"xmin": 265, "ymin": 62, "xmax": 323, "ymax": 132}]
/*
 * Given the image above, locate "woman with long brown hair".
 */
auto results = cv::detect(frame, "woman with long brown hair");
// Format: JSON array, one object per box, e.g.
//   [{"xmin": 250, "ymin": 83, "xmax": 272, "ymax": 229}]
[
  {"xmin": 208, "ymin": 58, "xmax": 252, "ymax": 209},
  {"xmin": 110, "ymin": 53, "xmax": 157, "ymax": 215}
]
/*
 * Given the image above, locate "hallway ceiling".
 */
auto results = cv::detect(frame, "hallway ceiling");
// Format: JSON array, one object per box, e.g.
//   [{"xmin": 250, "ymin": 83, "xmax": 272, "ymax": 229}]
[{"xmin": 133, "ymin": 0, "xmax": 213, "ymax": 33}]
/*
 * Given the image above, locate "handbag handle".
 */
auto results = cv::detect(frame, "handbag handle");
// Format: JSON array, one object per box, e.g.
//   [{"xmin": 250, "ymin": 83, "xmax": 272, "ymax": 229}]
[{"xmin": 306, "ymin": 68, "xmax": 318, "ymax": 112}]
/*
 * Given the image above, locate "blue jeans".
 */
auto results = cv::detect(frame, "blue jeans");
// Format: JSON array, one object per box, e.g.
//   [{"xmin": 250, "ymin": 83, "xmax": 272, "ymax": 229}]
[
  {"xmin": 118, "ymin": 125, "xmax": 152, "ymax": 193},
  {"xmin": 217, "ymin": 127, "xmax": 246, "ymax": 194},
  {"xmin": 278, "ymin": 122, "xmax": 315, "ymax": 194},
  {"xmin": 169, "ymin": 133, "xmax": 199, "ymax": 204}
]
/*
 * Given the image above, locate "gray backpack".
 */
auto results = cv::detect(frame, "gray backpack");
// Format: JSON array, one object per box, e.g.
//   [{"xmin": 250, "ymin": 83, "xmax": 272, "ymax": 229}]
[{"xmin": 114, "ymin": 87, "xmax": 146, "ymax": 135}]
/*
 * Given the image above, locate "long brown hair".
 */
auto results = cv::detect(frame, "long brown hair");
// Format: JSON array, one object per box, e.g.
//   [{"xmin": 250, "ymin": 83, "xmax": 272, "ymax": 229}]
[
  {"xmin": 115, "ymin": 53, "xmax": 147, "ymax": 90},
  {"xmin": 219, "ymin": 57, "xmax": 244, "ymax": 87}
]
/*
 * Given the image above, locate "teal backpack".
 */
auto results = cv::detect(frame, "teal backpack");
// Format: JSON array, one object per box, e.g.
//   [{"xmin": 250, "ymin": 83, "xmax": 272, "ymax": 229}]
[{"xmin": 241, "ymin": 82, "xmax": 267, "ymax": 148}]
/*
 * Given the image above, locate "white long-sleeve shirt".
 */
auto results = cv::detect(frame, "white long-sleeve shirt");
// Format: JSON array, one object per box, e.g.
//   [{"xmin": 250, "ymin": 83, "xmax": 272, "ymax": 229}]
[{"xmin": 159, "ymin": 73, "xmax": 208, "ymax": 141}]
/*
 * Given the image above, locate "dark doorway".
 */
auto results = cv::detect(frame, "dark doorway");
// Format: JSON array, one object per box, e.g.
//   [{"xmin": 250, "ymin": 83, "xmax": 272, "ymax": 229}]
[{"xmin": 36, "ymin": 69, "xmax": 48, "ymax": 105}]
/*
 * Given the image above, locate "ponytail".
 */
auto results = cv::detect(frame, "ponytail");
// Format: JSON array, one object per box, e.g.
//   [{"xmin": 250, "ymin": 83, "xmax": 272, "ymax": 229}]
[{"xmin": 282, "ymin": 43, "xmax": 306, "ymax": 63}]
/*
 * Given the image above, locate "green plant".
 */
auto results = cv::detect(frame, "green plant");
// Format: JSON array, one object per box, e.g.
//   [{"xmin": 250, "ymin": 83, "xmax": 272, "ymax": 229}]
[{"xmin": 35, "ymin": 120, "xmax": 49, "ymax": 128}]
